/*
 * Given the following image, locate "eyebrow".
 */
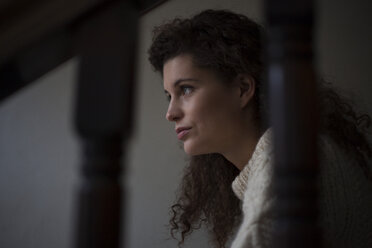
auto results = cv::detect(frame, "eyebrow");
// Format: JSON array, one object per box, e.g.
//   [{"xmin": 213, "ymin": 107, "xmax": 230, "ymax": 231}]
[
  {"xmin": 164, "ymin": 78, "xmax": 199, "ymax": 94},
  {"xmin": 174, "ymin": 78, "xmax": 199, "ymax": 87}
]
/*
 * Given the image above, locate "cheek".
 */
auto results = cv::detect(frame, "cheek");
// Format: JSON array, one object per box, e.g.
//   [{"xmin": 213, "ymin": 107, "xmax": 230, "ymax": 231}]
[{"xmin": 192, "ymin": 93, "xmax": 238, "ymax": 132}]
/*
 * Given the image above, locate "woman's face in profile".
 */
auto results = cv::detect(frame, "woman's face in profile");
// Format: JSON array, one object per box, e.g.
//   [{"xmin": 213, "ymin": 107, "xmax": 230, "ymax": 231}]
[{"xmin": 163, "ymin": 54, "xmax": 243, "ymax": 156}]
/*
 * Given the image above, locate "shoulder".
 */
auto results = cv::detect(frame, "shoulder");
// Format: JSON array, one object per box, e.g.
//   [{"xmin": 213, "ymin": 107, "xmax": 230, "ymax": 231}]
[{"xmin": 318, "ymin": 134, "xmax": 372, "ymax": 247}]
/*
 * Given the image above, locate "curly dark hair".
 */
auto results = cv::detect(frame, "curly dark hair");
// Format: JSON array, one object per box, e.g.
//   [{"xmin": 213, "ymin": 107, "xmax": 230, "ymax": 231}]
[{"xmin": 148, "ymin": 9, "xmax": 371, "ymax": 248}]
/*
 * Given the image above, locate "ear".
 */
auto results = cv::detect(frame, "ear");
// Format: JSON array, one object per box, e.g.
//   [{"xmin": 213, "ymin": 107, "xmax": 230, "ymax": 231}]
[{"xmin": 236, "ymin": 74, "xmax": 255, "ymax": 108}]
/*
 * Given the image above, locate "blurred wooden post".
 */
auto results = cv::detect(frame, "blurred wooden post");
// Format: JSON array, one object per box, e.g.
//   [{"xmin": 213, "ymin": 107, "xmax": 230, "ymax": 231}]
[
  {"xmin": 73, "ymin": 1, "xmax": 138, "ymax": 248},
  {"xmin": 265, "ymin": 0, "xmax": 322, "ymax": 247}
]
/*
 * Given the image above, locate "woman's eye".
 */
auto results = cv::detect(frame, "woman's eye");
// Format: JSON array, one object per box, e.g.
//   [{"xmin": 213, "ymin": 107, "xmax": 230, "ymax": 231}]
[{"xmin": 181, "ymin": 85, "xmax": 194, "ymax": 95}]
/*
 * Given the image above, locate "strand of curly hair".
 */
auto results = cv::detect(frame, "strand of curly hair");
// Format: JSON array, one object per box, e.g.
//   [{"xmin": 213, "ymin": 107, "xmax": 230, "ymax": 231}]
[{"xmin": 169, "ymin": 154, "xmax": 241, "ymax": 248}]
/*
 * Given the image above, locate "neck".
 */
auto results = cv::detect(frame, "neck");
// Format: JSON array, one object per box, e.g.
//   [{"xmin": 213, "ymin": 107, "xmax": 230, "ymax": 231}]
[{"xmin": 221, "ymin": 123, "xmax": 262, "ymax": 171}]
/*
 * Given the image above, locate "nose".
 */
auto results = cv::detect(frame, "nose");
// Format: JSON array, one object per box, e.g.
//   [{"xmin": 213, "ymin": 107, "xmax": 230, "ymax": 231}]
[{"xmin": 166, "ymin": 99, "xmax": 182, "ymax": 122}]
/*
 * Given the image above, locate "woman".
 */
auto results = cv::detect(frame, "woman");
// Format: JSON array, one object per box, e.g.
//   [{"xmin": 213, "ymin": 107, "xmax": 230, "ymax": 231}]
[{"xmin": 148, "ymin": 9, "xmax": 372, "ymax": 248}]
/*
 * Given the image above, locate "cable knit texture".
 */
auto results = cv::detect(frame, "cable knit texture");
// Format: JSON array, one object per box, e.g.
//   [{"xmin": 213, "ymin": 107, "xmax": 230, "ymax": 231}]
[{"xmin": 231, "ymin": 128, "xmax": 372, "ymax": 248}]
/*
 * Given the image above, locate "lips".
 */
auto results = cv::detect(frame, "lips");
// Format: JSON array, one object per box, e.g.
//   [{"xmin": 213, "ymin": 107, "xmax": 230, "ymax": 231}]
[{"xmin": 175, "ymin": 127, "xmax": 191, "ymax": 140}]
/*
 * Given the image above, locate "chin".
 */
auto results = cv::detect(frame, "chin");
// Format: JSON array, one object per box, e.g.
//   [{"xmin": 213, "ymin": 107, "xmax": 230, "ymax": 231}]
[{"xmin": 183, "ymin": 140, "xmax": 210, "ymax": 156}]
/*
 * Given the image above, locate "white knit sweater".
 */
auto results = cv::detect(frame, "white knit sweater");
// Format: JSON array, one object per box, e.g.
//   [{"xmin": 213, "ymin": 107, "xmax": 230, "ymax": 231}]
[{"xmin": 231, "ymin": 128, "xmax": 372, "ymax": 248}]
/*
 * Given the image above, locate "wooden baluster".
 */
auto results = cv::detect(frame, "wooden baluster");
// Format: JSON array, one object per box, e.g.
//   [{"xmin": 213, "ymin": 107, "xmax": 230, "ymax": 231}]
[
  {"xmin": 265, "ymin": 0, "xmax": 322, "ymax": 247},
  {"xmin": 73, "ymin": 1, "xmax": 138, "ymax": 248}
]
